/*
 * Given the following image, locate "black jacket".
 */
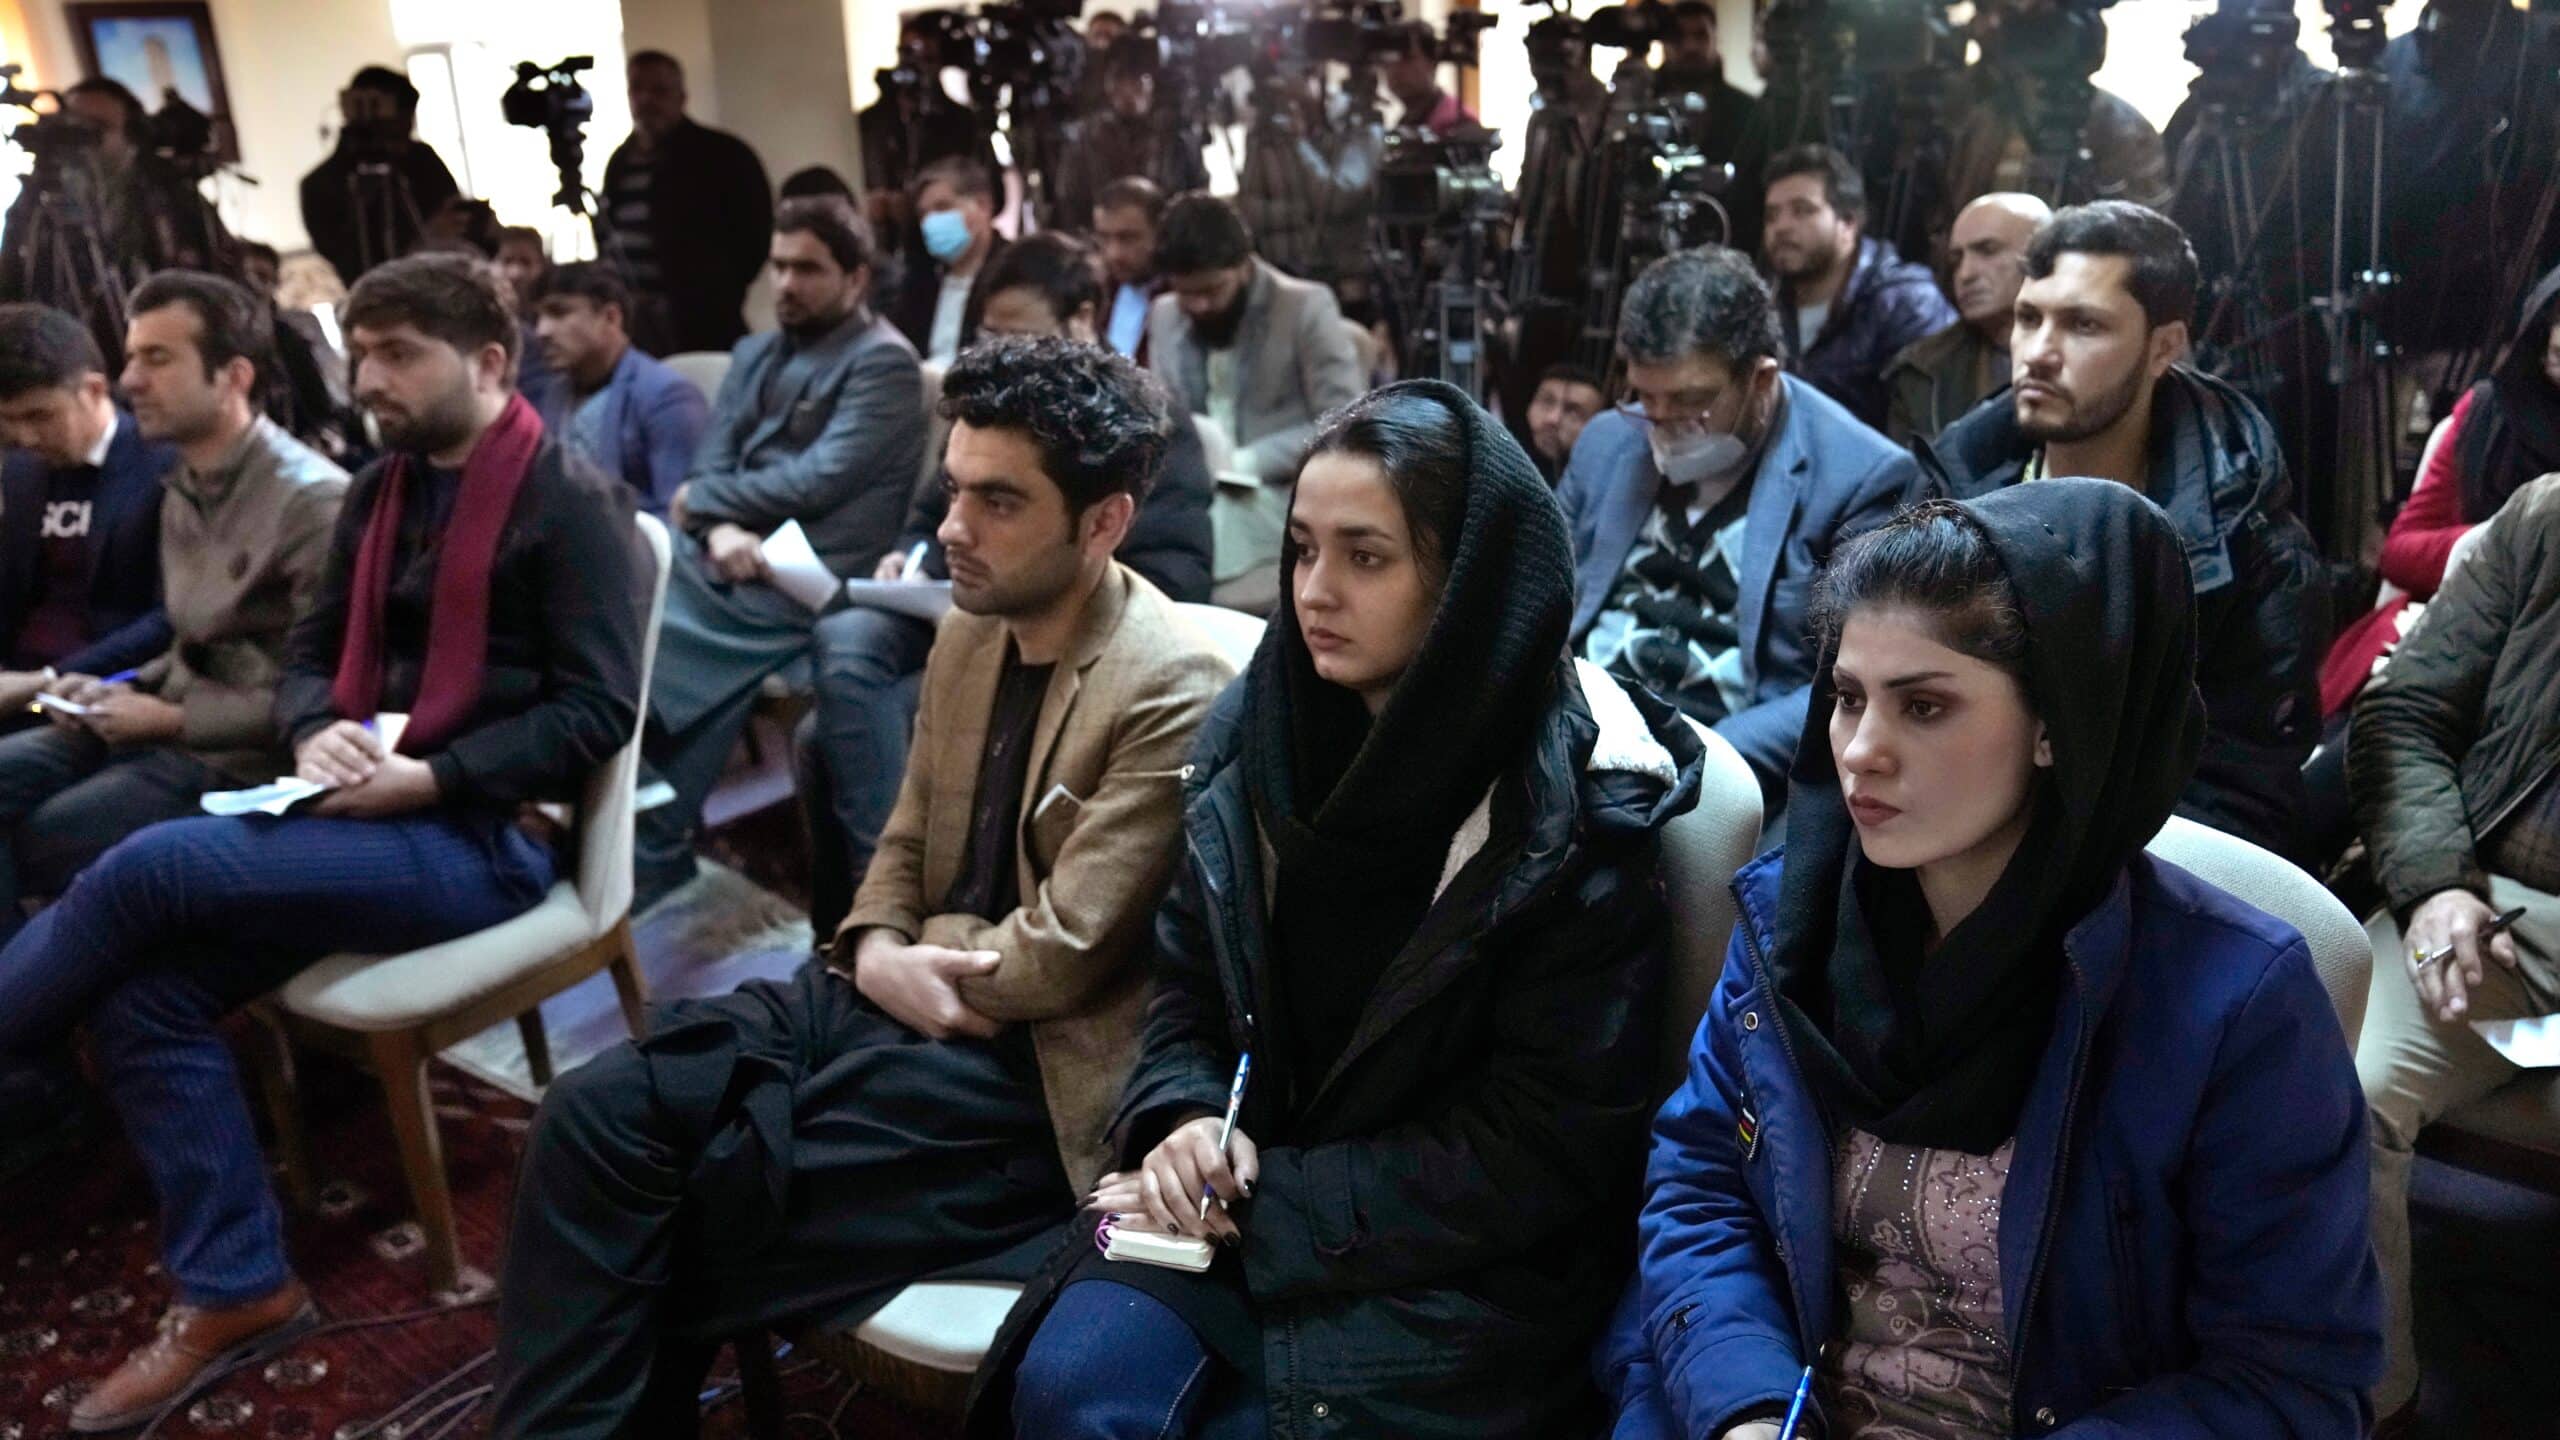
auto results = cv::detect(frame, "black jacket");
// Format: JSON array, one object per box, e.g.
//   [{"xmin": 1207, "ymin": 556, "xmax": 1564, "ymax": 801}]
[
  {"xmin": 297, "ymin": 137, "xmax": 461, "ymax": 285},
  {"xmin": 976, "ymin": 659, "xmax": 1705, "ymax": 1439},
  {"xmin": 1777, "ymin": 236, "xmax": 1958, "ymax": 433},
  {"xmin": 600, "ymin": 119, "xmax": 774, "ymax": 354},
  {"xmin": 883, "ymin": 237, "xmax": 1009, "ymax": 361},
  {"xmin": 0, "ymin": 410, "xmax": 174, "ymax": 676},
  {"xmin": 274, "ymin": 436, "xmax": 645, "ymax": 811},
  {"xmin": 1917, "ymin": 367, "xmax": 2330, "ymax": 857}
]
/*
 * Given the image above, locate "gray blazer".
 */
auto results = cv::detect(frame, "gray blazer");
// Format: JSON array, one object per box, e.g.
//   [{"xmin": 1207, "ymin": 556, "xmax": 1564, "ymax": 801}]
[
  {"xmin": 682, "ymin": 310, "xmax": 926, "ymax": 576},
  {"xmin": 1145, "ymin": 258, "xmax": 1366, "ymax": 483}
]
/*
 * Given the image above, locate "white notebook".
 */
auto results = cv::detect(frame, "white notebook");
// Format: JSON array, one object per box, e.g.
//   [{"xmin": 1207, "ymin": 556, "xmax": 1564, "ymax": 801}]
[{"xmin": 1096, "ymin": 1215, "xmax": 1214, "ymax": 1273}]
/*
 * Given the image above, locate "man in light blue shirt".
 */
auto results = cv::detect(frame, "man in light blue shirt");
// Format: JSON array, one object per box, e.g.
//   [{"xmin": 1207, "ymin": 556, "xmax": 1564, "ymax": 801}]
[{"xmin": 1093, "ymin": 175, "xmax": 1165, "ymax": 362}]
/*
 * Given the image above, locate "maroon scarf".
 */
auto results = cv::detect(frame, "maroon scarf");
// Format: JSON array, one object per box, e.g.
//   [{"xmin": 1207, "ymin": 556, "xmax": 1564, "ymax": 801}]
[{"xmin": 329, "ymin": 391, "xmax": 543, "ymax": 755}]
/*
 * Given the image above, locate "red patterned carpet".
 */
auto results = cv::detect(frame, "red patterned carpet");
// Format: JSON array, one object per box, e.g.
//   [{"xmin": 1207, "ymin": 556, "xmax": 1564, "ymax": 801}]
[{"xmin": 0, "ymin": 1039, "xmax": 946, "ymax": 1440}]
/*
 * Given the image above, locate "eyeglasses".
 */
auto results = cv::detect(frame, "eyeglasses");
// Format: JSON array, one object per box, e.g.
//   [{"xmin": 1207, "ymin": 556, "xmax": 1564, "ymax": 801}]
[{"xmin": 1617, "ymin": 388, "xmax": 1735, "ymax": 438}]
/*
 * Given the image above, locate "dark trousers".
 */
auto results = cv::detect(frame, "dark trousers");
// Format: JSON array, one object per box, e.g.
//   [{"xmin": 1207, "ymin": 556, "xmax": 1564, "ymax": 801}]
[
  {"xmin": 487, "ymin": 961, "xmax": 1071, "ymax": 1440},
  {"xmin": 0, "ymin": 724, "xmax": 236, "ymax": 941},
  {"xmin": 1015, "ymin": 1280, "xmax": 1265, "ymax": 1439},
  {"xmin": 793, "ymin": 605, "xmax": 934, "ymax": 937},
  {"xmin": 0, "ymin": 810, "xmax": 553, "ymax": 1303}
]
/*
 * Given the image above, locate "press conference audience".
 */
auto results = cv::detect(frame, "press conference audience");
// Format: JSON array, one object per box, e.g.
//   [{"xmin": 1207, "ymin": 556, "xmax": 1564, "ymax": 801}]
[
  {"xmin": 1524, "ymin": 362, "xmax": 1606, "ymax": 483},
  {"xmin": 494, "ymin": 226, "xmax": 554, "ymax": 401},
  {"xmin": 1146, "ymin": 192, "xmax": 1366, "ymax": 607},
  {"xmin": 633, "ymin": 197, "xmax": 925, "ymax": 910},
  {"xmin": 1095, "ymin": 176, "xmax": 1168, "ymax": 360},
  {"xmin": 2350, "ymin": 464, "xmax": 2560, "ymax": 1432},
  {"xmin": 796, "ymin": 232, "xmax": 1216, "ymax": 937},
  {"xmin": 0, "ymin": 304, "xmax": 174, "ymax": 722},
  {"xmin": 887, "ymin": 156, "xmax": 1007, "ymax": 366},
  {"xmin": 1560, "ymin": 246, "xmax": 1918, "ymax": 809},
  {"xmin": 1918, "ymin": 201, "xmax": 2328, "ymax": 860},
  {"xmin": 0, "ymin": 274, "xmax": 345, "ymax": 941},
  {"xmin": 998, "ymin": 381, "xmax": 1701, "ymax": 1438},
  {"xmin": 529, "ymin": 262, "xmax": 709, "ymax": 517},
  {"xmin": 0, "ymin": 251, "xmax": 642, "ymax": 1432},
  {"xmin": 297, "ymin": 66, "xmax": 461, "ymax": 286},
  {"xmin": 602, "ymin": 50, "xmax": 774, "ymax": 354},
  {"xmin": 1883, "ymin": 191, "xmax": 2051, "ymax": 445},
  {"xmin": 1048, "ymin": 42, "xmax": 1211, "ymax": 235},
  {"xmin": 1383, "ymin": 20, "xmax": 1483, "ymax": 137},
  {"xmin": 1602, "ymin": 483, "xmax": 2380, "ymax": 1439},
  {"xmin": 1763, "ymin": 145, "xmax": 1957, "ymax": 433},
  {"xmin": 489, "ymin": 336, "xmax": 1230, "ymax": 1436}
]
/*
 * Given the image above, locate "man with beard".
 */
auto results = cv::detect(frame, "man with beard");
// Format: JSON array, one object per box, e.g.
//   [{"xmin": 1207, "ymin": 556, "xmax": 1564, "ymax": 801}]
[
  {"xmin": 1144, "ymin": 192, "xmax": 1364, "ymax": 611},
  {"xmin": 1918, "ymin": 201, "xmax": 2328, "ymax": 858},
  {"xmin": 1762, "ymin": 145, "xmax": 1955, "ymax": 433},
  {"xmin": 0, "ymin": 251, "xmax": 642, "ymax": 1431},
  {"xmin": 599, "ymin": 51, "xmax": 773, "ymax": 355},
  {"xmin": 1524, "ymin": 362, "xmax": 1607, "ymax": 483},
  {"xmin": 528, "ymin": 262, "xmax": 707, "ymax": 516},
  {"xmin": 1092, "ymin": 176, "xmax": 1166, "ymax": 361},
  {"xmin": 633, "ymin": 197, "xmax": 926, "ymax": 910},
  {"xmin": 1882, "ymin": 191, "xmax": 2050, "ymax": 445},
  {"xmin": 485, "ymin": 336, "xmax": 1232, "ymax": 1437}
]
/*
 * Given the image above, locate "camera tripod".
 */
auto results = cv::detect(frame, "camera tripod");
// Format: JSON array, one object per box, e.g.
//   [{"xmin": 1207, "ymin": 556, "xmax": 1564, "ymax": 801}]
[
  {"xmin": 2, "ymin": 153, "xmax": 132, "ymax": 368},
  {"xmin": 344, "ymin": 158, "xmax": 427, "ymax": 279}
]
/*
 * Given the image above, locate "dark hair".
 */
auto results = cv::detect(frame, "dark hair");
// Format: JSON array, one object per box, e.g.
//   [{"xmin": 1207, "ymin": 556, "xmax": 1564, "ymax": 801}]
[
  {"xmin": 1095, "ymin": 174, "xmax": 1166, "ymax": 222},
  {"xmin": 940, "ymin": 335, "xmax": 1174, "ymax": 514},
  {"xmin": 911, "ymin": 154, "xmax": 996, "ymax": 205},
  {"xmin": 0, "ymin": 303, "xmax": 104, "ymax": 399},
  {"xmin": 495, "ymin": 225, "xmax": 544, "ymax": 255},
  {"xmin": 341, "ymin": 252, "xmax": 520, "ymax": 373},
  {"xmin": 1088, "ymin": 8, "xmax": 1126, "ymax": 24},
  {"xmin": 536, "ymin": 261, "xmax": 631, "ymax": 319},
  {"xmin": 965, "ymin": 231, "xmax": 1105, "ymax": 336},
  {"xmin": 772, "ymin": 195, "xmax": 875, "ymax": 275},
  {"xmin": 1764, "ymin": 143, "xmax": 1866, "ymax": 225},
  {"xmin": 1672, "ymin": 0, "xmax": 1716, "ymax": 21},
  {"xmin": 239, "ymin": 240, "xmax": 281, "ymax": 270},
  {"xmin": 1154, "ymin": 191, "xmax": 1254, "ymax": 276},
  {"xmin": 2024, "ymin": 200, "xmax": 2199, "ymax": 330},
  {"xmin": 1618, "ymin": 245, "xmax": 1784, "ymax": 368},
  {"xmin": 348, "ymin": 64, "xmax": 420, "ymax": 113},
  {"xmin": 1809, "ymin": 498, "xmax": 2030, "ymax": 680},
  {"xmin": 1536, "ymin": 361, "xmax": 1605, "ymax": 394},
  {"xmin": 780, "ymin": 165, "xmax": 855, "ymax": 201},
  {"xmin": 1101, "ymin": 36, "xmax": 1158, "ymax": 82},
  {"xmin": 65, "ymin": 77, "xmax": 146, "ymax": 140},
  {"xmin": 627, "ymin": 49, "xmax": 684, "ymax": 80},
  {"xmin": 1299, "ymin": 387, "xmax": 1471, "ymax": 591},
  {"xmin": 1389, "ymin": 19, "xmax": 1438, "ymax": 57},
  {"xmin": 129, "ymin": 270, "xmax": 277, "ymax": 401}
]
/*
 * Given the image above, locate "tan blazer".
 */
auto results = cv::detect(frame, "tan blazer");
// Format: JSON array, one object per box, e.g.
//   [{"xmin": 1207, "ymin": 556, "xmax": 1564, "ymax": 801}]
[{"xmin": 839, "ymin": 563, "xmax": 1234, "ymax": 1192}]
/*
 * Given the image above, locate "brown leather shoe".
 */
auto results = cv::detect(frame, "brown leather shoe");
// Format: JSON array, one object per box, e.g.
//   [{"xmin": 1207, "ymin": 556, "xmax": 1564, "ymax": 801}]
[{"xmin": 70, "ymin": 1280, "xmax": 317, "ymax": 1433}]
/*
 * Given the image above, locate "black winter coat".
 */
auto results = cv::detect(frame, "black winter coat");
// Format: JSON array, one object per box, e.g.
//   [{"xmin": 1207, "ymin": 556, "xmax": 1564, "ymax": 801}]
[{"xmin": 972, "ymin": 659, "xmax": 1705, "ymax": 1439}]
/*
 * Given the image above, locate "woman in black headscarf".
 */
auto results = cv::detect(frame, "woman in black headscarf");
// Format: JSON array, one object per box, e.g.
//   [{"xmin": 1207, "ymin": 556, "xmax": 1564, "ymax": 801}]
[
  {"xmin": 1602, "ymin": 480, "xmax": 2380, "ymax": 1439},
  {"xmin": 982, "ymin": 381, "xmax": 1706, "ymax": 1438}
]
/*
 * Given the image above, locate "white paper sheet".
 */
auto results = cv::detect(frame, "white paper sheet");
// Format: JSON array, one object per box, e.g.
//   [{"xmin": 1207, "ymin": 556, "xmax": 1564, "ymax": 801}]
[
  {"xmin": 760, "ymin": 520, "xmax": 844, "ymax": 612},
  {"xmin": 200, "ymin": 777, "xmax": 335, "ymax": 818},
  {"xmin": 30, "ymin": 692, "xmax": 93, "ymax": 717},
  {"xmin": 2471, "ymin": 1013, "xmax": 2560, "ymax": 1069},
  {"xmin": 841, "ymin": 578, "xmax": 955, "ymax": 624}
]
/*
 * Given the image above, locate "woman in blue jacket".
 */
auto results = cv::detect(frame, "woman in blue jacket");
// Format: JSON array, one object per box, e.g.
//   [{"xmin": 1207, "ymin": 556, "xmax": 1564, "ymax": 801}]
[{"xmin": 1602, "ymin": 480, "xmax": 2381, "ymax": 1439}]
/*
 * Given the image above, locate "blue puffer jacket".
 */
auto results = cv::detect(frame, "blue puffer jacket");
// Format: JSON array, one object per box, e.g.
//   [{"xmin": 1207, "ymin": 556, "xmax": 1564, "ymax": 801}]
[
  {"xmin": 1599, "ymin": 847, "xmax": 2381, "ymax": 1439},
  {"xmin": 1780, "ymin": 237, "xmax": 1959, "ymax": 433}
]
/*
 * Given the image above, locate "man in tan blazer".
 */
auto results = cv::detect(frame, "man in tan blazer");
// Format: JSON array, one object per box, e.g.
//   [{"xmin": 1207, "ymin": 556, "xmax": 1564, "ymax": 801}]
[{"xmin": 491, "ymin": 335, "xmax": 1236, "ymax": 1437}]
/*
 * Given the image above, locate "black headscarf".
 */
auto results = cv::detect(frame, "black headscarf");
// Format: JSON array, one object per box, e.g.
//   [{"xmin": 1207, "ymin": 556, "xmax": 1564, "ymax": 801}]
[
  {"xmin": 1239, "ymin": 380, "xmax": 1577, "ymax": 1083},
  {"xmin": 1764, "ymin": 479, "xmax": 2207, "ymax": 1153},
  {"xmin": 2454, "ymin": 264, "xmax": 2560, "ymax": 523}
]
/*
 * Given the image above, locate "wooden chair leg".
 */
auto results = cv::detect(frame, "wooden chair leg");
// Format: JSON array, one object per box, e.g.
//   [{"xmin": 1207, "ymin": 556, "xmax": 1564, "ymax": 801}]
[
  {"xmin": 368, "ymin": 1028, "xmax": 462, "ymax": 1294},
  {"xmin": 605, "ymin": 922, "xmax": 649, "ymax": 1038},
  {"xmin": 243, "ymin": 1007, "xmax": 318, "ymax": 1210},
  {"xmin": 516, "ymin": 1006, "xmax": 554, "ymax": 1089}
]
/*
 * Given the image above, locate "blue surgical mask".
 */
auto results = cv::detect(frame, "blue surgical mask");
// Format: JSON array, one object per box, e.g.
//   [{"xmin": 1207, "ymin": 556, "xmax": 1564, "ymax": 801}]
[{"xmin": 920, "ymin": 209, "xmax": 973, "ymax": 263}]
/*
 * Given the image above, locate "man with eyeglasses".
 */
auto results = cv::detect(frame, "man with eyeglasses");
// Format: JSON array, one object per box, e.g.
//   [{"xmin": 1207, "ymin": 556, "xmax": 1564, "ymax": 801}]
[{"xmin": 1558, "ymin": 246, "xmax": 1917, "ymax": 811}]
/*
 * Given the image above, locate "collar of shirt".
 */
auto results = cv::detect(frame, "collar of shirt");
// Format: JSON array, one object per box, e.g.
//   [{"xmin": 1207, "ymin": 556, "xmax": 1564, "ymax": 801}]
[{"xmin": 83, "ymin": 410, "xmax": 117, "ymax": 468}]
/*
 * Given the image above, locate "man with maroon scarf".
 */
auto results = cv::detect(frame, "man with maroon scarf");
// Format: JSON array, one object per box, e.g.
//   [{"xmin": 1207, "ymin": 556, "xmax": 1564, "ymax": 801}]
[{"xmin": 0, "ymin": 252, "xmax": 645, "ymax": 1432}]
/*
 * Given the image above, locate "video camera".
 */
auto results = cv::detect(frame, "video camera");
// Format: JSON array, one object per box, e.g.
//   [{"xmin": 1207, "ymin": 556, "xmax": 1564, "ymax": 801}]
[
  {"xmin": 501, "ymin": 55, "xmax": 595, "ymax": 135},
  {"xmin": 0, "ymin": 64, "xmax": 100, "ymax": 168}
]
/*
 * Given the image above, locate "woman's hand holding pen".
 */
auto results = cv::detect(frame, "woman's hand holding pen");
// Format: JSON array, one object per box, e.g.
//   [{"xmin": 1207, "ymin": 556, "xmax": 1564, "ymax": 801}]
[{"xmin": 1139, "ymin": 1115, "xmax": 1259, "ymax": 1244}]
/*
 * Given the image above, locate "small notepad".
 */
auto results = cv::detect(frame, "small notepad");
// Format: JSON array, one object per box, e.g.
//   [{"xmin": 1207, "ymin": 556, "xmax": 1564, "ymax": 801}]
[{"xmin": 1096, "ymin": 1214, "xmax": 1214, "ymax": 1273}]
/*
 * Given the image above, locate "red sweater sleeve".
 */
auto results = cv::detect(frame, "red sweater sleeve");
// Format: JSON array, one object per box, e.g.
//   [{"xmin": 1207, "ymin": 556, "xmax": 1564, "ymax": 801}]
[{"xmin": 2379, "ymin": 390, "xmax": 2478, "ymax": 597}]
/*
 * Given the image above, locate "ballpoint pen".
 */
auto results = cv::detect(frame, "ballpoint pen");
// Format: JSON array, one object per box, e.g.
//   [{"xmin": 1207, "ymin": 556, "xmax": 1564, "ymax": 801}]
[
  {"xmin": 1775, "ymin": 1364, "xmax": 1814, "ymax": 1440},
  {"xmin": 1199, "ymin": 1051, "xmax": 1251, "ymax": 1223}
]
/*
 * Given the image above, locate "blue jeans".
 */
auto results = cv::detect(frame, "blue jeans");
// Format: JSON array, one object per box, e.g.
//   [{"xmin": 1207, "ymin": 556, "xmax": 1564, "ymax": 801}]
[
  {"xmin": 1014, "ymin": 1280, "xmax": 1264, "ymax": 1440},
  {"xmin": 0, "ymin": 811, "xmax": 554, "ymax": 1304},
  {"xmin": 794, "ymin": 605, "xmax": 934, "ymax": 937}
]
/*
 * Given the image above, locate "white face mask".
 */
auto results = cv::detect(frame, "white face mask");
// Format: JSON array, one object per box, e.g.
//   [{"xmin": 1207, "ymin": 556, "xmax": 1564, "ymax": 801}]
[{"xmin": 1649, "ymin": 423, "xmax": 1750, "ymax": 487}]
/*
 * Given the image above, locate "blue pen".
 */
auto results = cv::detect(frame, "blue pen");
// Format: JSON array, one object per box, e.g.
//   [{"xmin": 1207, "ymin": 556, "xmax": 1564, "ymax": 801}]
[
  {"xmin": 1198, "ymin": 1051, "xmax": 1252, "ymax": 1222},
  {"xmin": 97, "ymin": 667, "xmax": 140, "ymax": 687},
  {"xmin": 1775, "ymin": 1364, "xmax": 1814, "ymax": 1440}
]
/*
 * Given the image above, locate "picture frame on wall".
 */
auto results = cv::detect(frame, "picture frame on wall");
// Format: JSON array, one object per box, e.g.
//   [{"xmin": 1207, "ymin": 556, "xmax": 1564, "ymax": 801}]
[{"xmin": 65, "ymin": 1, "xmax": 237, "ymax": 162}]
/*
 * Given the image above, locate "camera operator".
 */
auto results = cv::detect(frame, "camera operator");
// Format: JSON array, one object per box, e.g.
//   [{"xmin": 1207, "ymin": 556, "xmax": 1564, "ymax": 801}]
[
  {"xmin": 295, "ymin": 66, "xmax": 461, "ymax": 287},
  {"xmin": 1651, "ymin": 0, "xmax": 1760, "ymax": 164},
  {"xmin": 1237, "ymin": 69, "xmax": 1384, "ymax": 292},
  {"xmin": 600, "ymin": 50, "xmax": 773, "ymax": 356},
  {"xmin": 1382, "ymin": 19, "xmax": 1482, "ymax": 138},
  {"xmin": 1045, "ymin": 39, "xmax": 1209, "ymax": 233},
  {"xmin": 1941, "ymin": 0, "xmax": 2171, "ymax": 220},
  {"xmin": 858, "ymin": 14, "xmax": 1003, "ymax": 256},
  {"xmin": 0, "ymin": 78, "xmax": 219, "ymax": 316}
]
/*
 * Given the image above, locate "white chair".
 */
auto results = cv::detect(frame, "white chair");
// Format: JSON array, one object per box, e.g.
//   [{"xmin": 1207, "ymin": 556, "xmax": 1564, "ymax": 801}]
[
  {"xmin": 663, "ymin": 350, "xmax": 732, "ymax": 407},
  {"xmin": 1172, "ymin": 601, "xmax": 1266, "ymax": 669},
  {"xmin": 1656, "ymin": 718, "xmax": 1768, "ymax": 1094},
  {"xmin": 248, "ymin": 513, "xmax": 675, "ymax": 1295},
  {"xmin": 917, "ymin": 359, "xmax": 947, "ymax": 495},
  {"xmin": 2144, "ymin": 813, "xmax": 2371, "ymax": 1046}
]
